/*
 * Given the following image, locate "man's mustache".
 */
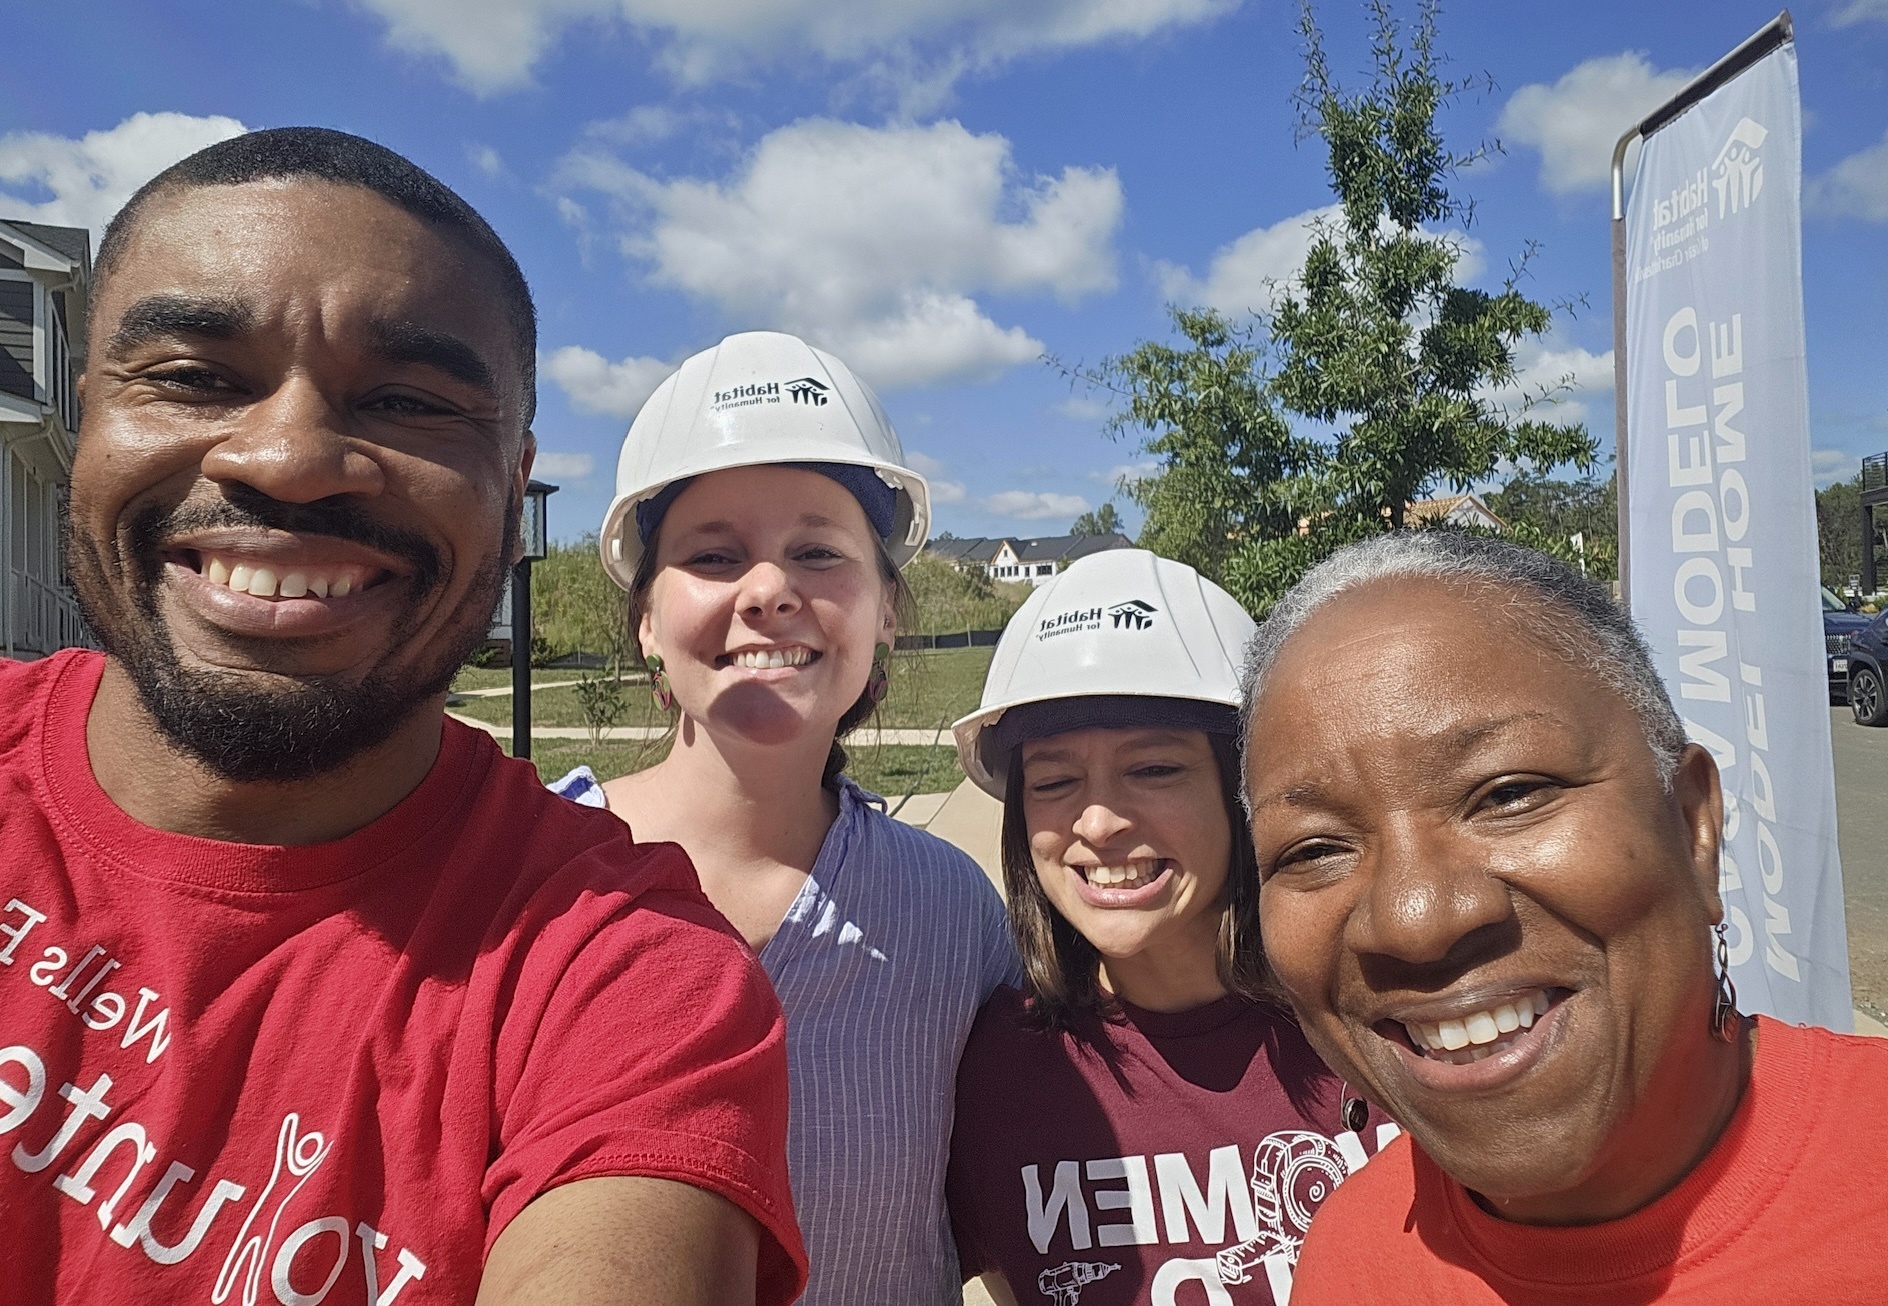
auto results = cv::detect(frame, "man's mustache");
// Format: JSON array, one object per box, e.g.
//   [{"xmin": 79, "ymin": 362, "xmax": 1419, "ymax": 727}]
[{"xmin": 128, "ymin": 486, "xmax": 442, "ymax": 593}]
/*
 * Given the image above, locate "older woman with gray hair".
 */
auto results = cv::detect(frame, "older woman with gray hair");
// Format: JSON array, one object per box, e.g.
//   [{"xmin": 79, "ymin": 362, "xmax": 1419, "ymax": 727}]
[{"xmin": 1238, "ymin": 532, "xmax": 1888, "ymax": 1303}]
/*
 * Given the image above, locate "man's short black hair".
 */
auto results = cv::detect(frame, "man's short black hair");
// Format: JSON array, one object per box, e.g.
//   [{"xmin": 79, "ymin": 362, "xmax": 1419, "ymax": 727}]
[{"xmin": 95, "ymin": 126, "xmax": 537, "ymax": 426}]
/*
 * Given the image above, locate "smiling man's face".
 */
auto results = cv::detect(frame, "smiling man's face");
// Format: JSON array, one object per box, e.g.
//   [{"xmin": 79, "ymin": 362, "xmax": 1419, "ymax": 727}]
[
  {"xmin": 69, "ymin": 177, "xmax": 531, "ymax": 781},
  {"xmin": 1245, "ymin": 578, "xmax": 1725, "ymax": 1215}
]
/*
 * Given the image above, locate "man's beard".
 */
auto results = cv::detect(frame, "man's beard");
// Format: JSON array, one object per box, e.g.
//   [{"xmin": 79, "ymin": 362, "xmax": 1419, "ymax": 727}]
[{"xmin": 69, "ymin": 485, "xmax": 513, "ymax": 785}]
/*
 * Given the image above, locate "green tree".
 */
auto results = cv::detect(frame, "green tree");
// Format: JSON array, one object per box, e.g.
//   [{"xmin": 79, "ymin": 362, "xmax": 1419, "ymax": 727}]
[
  {"xmin": 903, "ymin": 552, "xmax": 1032, "ymax": 634},
  {"xmin": 530, "ymin": 536, "xmax": 633, "ymax": 673},
  {"xmin": 1484, "ymin": 469, "xmax": 1619, "ymax": 580},
  {"xmin": 1079, "ymin": 0, "xmax": 1596, "ymax": 613},
  {"xmin": 1087, "ymin": 309, "xmax": 1315, "ymax": 586},
  {"xmin": 1070, "ymin": 502, "xmax": 1124, "ymax": 537},
  {"xmin": 1815, "ymin": 474, "xmax": 1865, "ymax": 590}
]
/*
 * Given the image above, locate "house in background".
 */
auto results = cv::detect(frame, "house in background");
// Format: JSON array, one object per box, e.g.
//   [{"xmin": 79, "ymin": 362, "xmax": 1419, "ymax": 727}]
[
  {"xmin": 927, "ymin": 532, "xmax": 1134, "ymax": 586},
  {"xmin": 1, "ymin": 219, "xmax": 92, "ymax": 659},
  {"xmin": 1404, "ymin": 492, "xmax": 1508, "ymax": 532}
]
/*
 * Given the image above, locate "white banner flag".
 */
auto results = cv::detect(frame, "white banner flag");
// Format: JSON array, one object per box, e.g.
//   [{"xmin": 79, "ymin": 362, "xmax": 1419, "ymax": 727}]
[{"xmin": 1622, "ymin": 41, "xmax": 1849, "ymax": 1029}]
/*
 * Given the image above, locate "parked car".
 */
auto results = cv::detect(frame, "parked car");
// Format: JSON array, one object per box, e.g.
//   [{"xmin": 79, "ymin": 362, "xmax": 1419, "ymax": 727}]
[
  {"xmin": 1845, "ymin": 606, "xmax": 1888, "ymax": 727},
  {"xmin": 1823, "ymin": 586, "xmax": 1872, "ymax": 704}
]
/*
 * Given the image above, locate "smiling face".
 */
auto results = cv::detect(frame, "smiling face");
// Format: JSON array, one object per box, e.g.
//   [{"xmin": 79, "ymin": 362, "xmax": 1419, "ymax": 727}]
[
  {"xmin": 639, "ymin": 465, "xmax": 895, "ymax": 749},
  {"xmin": 69, "ymin": 178, "xmax": 531, "ymax": 781},
  {"xmin": 1245, "ymin": 579, "xmax": 1726, "ymax": 1218},
  {"xmin": 1020, "ymin": 726, "xmax": 1233, "ymax": 1003}
]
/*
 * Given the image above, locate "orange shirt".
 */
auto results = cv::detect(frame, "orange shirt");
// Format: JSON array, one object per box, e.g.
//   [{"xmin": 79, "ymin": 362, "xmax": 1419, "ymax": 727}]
[{"xmin": 1291, "ymin": 1017, "xmax": 1888, "ymax": 1304}]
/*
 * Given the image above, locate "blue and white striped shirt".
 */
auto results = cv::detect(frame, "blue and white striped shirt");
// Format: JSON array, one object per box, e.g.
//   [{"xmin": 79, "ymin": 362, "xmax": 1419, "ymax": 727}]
[
  {"xmin": 762, "ymin": 778, "xmax": 1019, "ymax": 1304},
  {"xmin": 551, "ymin": 769, "xmax": 1019, "ymax": 1303}
]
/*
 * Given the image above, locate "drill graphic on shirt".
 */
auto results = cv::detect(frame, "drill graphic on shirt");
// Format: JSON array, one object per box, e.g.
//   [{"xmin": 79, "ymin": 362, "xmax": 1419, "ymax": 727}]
[{"xmin": 1038, "ymin": 1261, "xmax": 1120, "ymax": 1304}]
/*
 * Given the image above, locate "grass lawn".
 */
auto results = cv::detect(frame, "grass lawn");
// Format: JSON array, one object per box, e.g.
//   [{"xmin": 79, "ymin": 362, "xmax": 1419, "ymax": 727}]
[
  {"xmin": 510, "ymin": 737, "xmax": 963, "ymax": 798},
  {"xmin": 878, "ymin": 646, "xmax": 993, "ymax": 730},
  {"xmin": 457, "ymin": 647, "xmax": 993, "ymax": 734}
]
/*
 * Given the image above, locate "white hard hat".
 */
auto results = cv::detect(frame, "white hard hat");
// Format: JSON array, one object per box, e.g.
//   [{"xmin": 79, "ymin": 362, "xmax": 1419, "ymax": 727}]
[
  {"xmin": 952, "ymin": 548, "xmax": 1257, "ymax": 797},
  {"xmin": 598, "ymin": 331, "xmax": 931, "ymax": 589}
]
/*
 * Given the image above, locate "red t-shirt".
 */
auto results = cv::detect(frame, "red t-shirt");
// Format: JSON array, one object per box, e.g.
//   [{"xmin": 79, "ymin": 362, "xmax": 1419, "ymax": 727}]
[
  {"xmin": 947, "ymin": 986, "xmax": 1398, "ymax": 1305},
  {"xmin": 0, "ymin": 651, "xmax": 807, "ymax": 1304},
  {"xmin": 1291, "ymin": 1016, "xmax": 1888, "ymax": 1304}
]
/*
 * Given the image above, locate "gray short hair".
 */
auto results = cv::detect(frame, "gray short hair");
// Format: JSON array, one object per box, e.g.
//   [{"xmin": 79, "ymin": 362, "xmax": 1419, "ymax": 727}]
[{"xmin": 1238, "ymin": 532, "xmax": 1689, "ymax": 792}]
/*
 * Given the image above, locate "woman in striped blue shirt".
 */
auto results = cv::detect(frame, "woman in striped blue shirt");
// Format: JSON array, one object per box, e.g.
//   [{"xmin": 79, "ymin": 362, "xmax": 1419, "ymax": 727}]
[{"xmin": 560, "ymin": 331, "xmax": 1017, "ymax": 1304}]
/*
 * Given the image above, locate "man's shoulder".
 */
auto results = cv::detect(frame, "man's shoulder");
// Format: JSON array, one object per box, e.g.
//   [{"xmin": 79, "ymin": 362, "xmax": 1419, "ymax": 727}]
[
  {"xmin": 0, "ymin": 651, "xmax": 95, "ymax": 771},
  {"xmin": 0, "ymin": 650, "xmax": 91, "ymax": 720},
  {"xmin": 441, "ymin": 730, "xmax": 731, "ymax": 949}
]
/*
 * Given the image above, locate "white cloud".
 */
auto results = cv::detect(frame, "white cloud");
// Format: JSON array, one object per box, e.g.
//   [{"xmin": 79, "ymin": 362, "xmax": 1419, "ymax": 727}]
[
  {"xmin": 467, "ymin": 143, "xmax": 504, "ymax": 176},
  {"xmin": 983, "ymin": 489, "xmax": 1088, "ymax": 520},
  {"xmin": 532, "ymin": 451, "xmax": 596, "ymax": 481},
  {"xmin": 0, "ymin": 112, "xmax": 249, "ymax": 239},
  {"xmin": 1808, "ymin": 127, "xmax": 1888, "ymax": 221},
  {"xmin": 1057, "ymin": 395, "xmax": 1110, "ymax": 421},
  {"xmin": 1813, "ymin": 448, "xmax": 1863, "ymax": 486},
  {"xmin": 1092, "ymin": 460, "xmax": 1159, "ymax": 487},
  {"xmin": 1832, "ymin": 0, "xmax": 1888, "ymax": 25},
  {"xmin": 905, "ymin": 450, "xmax": 966, "ymax": 502},
  {"xmin": 350, "ymin": 0, "xmax": 1237, "ymax": 97},
  {"xmin": 1498, "ymin": 53, "xmax": 1696, "ymax": 195},
  {"xmin": 1159, "ymin": 205, "xmax": 1484, "ymax": 313},
  {"xmin": 1158, "ymin": 206, "xmax": 1334, "ymax": 313},
  {"xmin": 544, "ymin": 345, "xmax": 675, "ymax": 417},
  {"xmin": 560, "ymin": 117, "xmax": 1121, "ymax": 388},
  {"xmin": 1483, "ymin": 339, "xmax": 1615, "ymax": 424}
]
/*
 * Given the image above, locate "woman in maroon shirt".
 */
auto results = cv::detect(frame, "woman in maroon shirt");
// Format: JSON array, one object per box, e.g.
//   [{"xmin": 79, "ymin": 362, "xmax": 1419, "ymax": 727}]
[{"xmin": 945, "ymin": 549, "xmax": 1394, "ymax": 1306}]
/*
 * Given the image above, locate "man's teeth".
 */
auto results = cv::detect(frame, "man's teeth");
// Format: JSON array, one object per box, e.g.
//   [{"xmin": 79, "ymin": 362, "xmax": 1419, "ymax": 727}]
[
  {"xmin": 201, "ymin": 554, "xmax": 358, "ymax": 600},
  {"xmin": 1403, "ymin": 990, "xmax": 1552, "ymax": 1062},
  {"xmin": 731, "ymin": 648, "xmax": 814, "ymax": 670},
  {"xmin": 1084, "ymin": 860, "xmax": 1162, "ymax": 889}
]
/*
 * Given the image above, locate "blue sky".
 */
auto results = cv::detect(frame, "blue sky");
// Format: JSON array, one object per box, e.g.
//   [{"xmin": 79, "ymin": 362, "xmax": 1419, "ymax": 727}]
[{"xmin": 4, "ymin": 0, "xmax": 1884, "ymax": 543}]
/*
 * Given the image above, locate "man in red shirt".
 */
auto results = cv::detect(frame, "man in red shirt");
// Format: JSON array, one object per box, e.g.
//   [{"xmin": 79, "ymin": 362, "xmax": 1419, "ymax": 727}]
[{"xmin": 0, "ymin": 127, "xmax": 805, "ymax": 1304}]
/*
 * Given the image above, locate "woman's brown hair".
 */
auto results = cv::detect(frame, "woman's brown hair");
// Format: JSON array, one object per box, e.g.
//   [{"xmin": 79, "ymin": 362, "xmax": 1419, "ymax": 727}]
[{"xmin": 1001, "ymin": 730, "xmax": 1271, "ymax": 1029}]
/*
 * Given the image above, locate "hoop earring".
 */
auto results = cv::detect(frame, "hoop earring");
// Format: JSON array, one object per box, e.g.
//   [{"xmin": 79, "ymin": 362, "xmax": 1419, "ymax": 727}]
[
  {"xmin": 1711, "ymin": 921, "xmax": 1741, "ymax": 1043},
  {"xmin": 1339, "ymin": 1083, "xmax": 1368, "ymax": 1134},
  {"xmin": 646, "ymin": 654, "xmax": 673, "ymax": 712},
  {"xmin": 864, "ymin": 642, "xmax": 891, "ymax": 707}
]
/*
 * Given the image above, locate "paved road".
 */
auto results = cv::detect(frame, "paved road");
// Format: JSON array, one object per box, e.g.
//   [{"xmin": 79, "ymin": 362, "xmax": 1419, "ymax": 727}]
[{"xmin": 1833, "ymin": 708, "xmax": 1888, "ymax": 1024}]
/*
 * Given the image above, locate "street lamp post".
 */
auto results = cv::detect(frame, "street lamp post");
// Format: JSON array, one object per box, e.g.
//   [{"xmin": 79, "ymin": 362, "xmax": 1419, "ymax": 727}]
[{"xmin": 512, "ymin": 479, "xmax": 558, "ymax": 761}]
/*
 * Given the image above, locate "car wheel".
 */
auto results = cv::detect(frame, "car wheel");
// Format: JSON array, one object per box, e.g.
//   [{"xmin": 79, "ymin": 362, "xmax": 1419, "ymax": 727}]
[{"xmin": 1852, "ymin": 666, "xmax": 1888, "ymax": 727}]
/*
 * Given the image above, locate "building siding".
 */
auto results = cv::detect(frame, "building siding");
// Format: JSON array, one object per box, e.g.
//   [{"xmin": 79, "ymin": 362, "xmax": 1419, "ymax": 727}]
[{"xmin": 0, "ymin": 278, "xmax": 33, "ymax": 401}]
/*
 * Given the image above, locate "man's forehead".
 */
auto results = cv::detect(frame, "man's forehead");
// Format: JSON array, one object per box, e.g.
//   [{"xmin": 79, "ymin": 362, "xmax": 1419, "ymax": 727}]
[{"xmin": 100, "ymin": 179, "xmax": 506, "ymax": 327}]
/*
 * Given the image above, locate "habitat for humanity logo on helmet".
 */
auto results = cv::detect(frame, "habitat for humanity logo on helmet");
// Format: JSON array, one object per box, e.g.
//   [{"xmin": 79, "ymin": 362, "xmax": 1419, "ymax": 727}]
[
  {"xmin": 785, "ymin": 376, "xmax": 829, "ymax": 406},
  {"xmin": 1109, "ymin": 600, "xmax": 1157, "ymax": 630},
  {"xmin": 1037, "ymin": 599, "xmax": 1159, "ymax": 641},
  {"xmin": 710, "ymin": 375, "xmax": 830, "ymax": 413}
]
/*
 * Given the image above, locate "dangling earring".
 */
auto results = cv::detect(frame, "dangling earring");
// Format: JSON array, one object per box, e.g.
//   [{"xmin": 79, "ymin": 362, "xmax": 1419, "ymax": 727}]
[
  {"xmin": 1711, "ymin": 922, "xmax": 1741, "ymax": 1043},
  {"xmin": 646, "ymin": 654, "xmax": 673, "ymax": 712},
  {"xmin": 1339, "ymin": 1083, "xmax": 1368, "ymax": 1134},
  {"xmin": 864, "ymin": 642, "xmax": 891, "ymax": 707}
]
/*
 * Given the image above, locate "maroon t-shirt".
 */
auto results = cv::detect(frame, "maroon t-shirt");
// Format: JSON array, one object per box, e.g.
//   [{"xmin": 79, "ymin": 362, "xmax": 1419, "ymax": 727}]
[{"xmin": 948, "ymin": 986, "xmax": 1398, "ymax": 1305}]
